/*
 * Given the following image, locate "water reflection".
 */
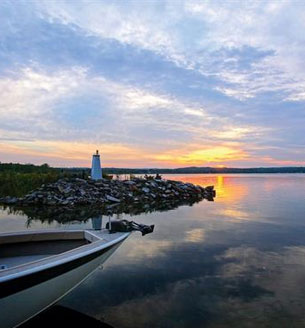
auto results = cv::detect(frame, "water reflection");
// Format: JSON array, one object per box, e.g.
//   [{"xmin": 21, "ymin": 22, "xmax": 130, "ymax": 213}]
[
  {"xmin": 184, "ymin": 228, "xmax": 205, "ymax": 243},
  {"xmin": 165, "ymin": 174, "xmax": 249, "ymax": 203},
  {"xmin": 91, "ymin": 216, "xmax": 103, "ymax": 230},
  {"xmin": 20, "ymin": 305, "xmax": 115, "ymax": 328},
  {"xmin": 1, "ymin": 174, "xmax": 305, "ymax": 327},
  {"xmin": 0, "ymin": 196, "xmax": 206, "ymax": 229}
]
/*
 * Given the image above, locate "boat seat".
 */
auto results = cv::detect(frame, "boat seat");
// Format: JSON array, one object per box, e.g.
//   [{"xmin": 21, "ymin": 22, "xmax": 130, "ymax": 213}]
[
  {"xmin": 0, "ymin": 239, "xmax": 89, "ymax": 270},
  {"xmin": 0, "ymin": 255, "xmax": 52, "ymax": 269}
]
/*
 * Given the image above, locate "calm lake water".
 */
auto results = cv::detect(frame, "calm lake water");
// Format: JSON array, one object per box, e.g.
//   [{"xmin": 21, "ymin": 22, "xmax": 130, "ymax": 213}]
[{"xmin": 1, "ymin": 174, "xmax": 305, "ymax": 327}]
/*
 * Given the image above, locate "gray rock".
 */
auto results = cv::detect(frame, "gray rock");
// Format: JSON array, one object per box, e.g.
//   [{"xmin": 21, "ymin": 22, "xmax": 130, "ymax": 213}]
[
  {"xmin": 47, "ymin": 200, "xmax": 57, "ymax": 205},
  {"xmin": 94, "ymin": 182, "xmax": 105, "ymax": 187},
  {"xmin": 75, "ymin": 178, "xmax": 87, "ymax": 183},
  {"xmin": 57, "ymin": 185, "xmax": 65, "ymax": 193},
  {"xmin": 105, "ymin": 195, "xmax": 121, "ymax": 203},
  {"xmin": 79, "ymin": 189, "xmax": 86, "ymax": 196},
  {"xmin": 124, "ymin": 180, "xmax": 136, "ymax": 185},
  {"xmin": 63, "ymin": 187, "xmax": 72, "ymax": 194},
  {"xmin": 6, "ymin": 197, "xmax": 17, "ymax": 204},
  {"xmin": 149, "ymin": 181, "xmax": 158, "ymax": 188}
]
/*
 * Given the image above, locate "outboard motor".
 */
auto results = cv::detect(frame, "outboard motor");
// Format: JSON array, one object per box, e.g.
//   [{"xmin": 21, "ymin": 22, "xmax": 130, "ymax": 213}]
[{"xmin": 106, "ymin": 219, "xmax": 154, "ymax": 236}]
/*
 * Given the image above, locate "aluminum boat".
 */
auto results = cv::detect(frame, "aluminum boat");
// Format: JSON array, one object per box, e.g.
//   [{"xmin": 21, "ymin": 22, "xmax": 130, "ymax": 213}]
[{"xmin": 0, "ymin": 228, "xmax": 130, "ymax": 328}]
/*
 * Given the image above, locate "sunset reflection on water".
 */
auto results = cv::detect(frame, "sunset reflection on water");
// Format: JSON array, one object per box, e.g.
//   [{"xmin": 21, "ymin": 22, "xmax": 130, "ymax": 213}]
[{"xmin": 164, "ymin": 174, "xmax": 249, "ymax": 203}]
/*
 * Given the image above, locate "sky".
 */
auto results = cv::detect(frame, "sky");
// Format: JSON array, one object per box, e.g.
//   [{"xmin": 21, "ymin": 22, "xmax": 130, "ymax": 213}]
[{"xmin": 0, "ymin": 0, "xmax": 305, "ymax": 168}]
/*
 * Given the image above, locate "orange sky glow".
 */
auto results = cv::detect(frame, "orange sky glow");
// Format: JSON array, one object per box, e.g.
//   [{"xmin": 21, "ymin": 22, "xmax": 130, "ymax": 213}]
[{"xmin": 1, "ymin": 140, "xmax": 304, "ymax": 168}]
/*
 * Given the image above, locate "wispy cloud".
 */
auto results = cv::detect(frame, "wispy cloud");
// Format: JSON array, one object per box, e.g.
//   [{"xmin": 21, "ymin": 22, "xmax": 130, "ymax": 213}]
[{"xmin": 0, "ymin": 0, "xmax": 304, "ymax": 167}]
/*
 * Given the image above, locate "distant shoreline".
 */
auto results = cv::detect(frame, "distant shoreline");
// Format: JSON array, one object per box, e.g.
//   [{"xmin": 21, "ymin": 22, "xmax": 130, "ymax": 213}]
[
  {"xmin": 154, "ymin": 172, "xmax": 305, "ymax": 175},
  {"xmin": 102, "ymin": 167, "xmax": 305, "ymax": 175},
  {"xmin": 1, "ymin": 163, "xmax": 305, "ymax": 175}
]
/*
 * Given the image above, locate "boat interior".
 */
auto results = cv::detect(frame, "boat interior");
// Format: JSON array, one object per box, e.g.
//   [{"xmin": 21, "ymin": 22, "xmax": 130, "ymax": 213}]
[{"xmin": 0, "ymin": 230, "xmax": 99, "ymax": 270}]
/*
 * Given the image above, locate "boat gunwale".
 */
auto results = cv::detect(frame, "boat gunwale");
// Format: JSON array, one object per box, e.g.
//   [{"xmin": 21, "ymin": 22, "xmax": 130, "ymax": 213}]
[
  {"xmin": 0, "ymin": 230, "xmax": 88, "ymax": 245},
  {"xmin": 0, "ymin": 229, "xmax": 130, "ymax": 283}
]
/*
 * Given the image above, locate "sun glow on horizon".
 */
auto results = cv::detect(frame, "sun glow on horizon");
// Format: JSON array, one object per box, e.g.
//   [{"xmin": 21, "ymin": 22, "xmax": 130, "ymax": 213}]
[
  {"xmin": 0, "ymin": 140, "xmax": 304, "ymax": 168},
  {"xmin": 151, "ymin": 146, "xmax": 248, "ymax": 166}
]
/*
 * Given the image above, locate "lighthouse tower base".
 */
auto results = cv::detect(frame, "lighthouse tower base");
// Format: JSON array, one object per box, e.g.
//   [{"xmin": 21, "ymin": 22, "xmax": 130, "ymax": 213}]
[{"xmin": 91, "ymin": 150, "xmax": 102, "ymax": 180}]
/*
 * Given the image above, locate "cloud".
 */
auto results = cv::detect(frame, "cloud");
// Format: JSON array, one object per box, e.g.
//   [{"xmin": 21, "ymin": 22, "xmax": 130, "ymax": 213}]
[
  {"xmin": 0, "ymin": 0, "xmax": 305, "ymax": 167},
  {"xmin": 34, "ymin": 0, "xmax": 305, "ymax": 102},
  {"xmin": 184, "ymin": 228, "xmax": 205, "ymax": 243},
  {"xmin": 4, "ymin": 0, "xmax": 305, "ymax": 104},
  {"xmin": 0, "ymin": 66, "xmax": 88, "ymax": 140},
  {"xmin": 0, "ymin": 64, "xmax": 259, "ymax": 166}
]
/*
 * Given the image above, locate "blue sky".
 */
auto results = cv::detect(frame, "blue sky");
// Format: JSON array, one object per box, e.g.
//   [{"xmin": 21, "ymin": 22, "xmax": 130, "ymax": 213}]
[{"xmin": 0, "ymin": 0, "xmax": 304, "ymax": 167}]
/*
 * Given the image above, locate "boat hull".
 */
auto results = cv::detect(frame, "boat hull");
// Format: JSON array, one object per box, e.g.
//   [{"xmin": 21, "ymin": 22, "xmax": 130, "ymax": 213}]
[{"xmin": 0, "ymin": 240, "xmax": 122, "ymax": 328}]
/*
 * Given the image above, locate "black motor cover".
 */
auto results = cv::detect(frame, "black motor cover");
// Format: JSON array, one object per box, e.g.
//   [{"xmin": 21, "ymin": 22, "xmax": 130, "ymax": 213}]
[{"xmin": 106, "ymin": 220, "xmax": 154, "ymax": 236}]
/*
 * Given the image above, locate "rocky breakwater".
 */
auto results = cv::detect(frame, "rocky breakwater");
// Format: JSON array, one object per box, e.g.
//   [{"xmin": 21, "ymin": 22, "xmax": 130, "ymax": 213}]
[{"xmin": 0, "ymin": 177, "xmax": 216, "ymax": 208}]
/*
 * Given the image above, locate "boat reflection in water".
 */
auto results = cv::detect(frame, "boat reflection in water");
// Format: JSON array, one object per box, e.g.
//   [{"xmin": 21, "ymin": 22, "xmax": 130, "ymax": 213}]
[{"xmin": 20, "ymin": 305, "xmax": 115, "ymax": 328}]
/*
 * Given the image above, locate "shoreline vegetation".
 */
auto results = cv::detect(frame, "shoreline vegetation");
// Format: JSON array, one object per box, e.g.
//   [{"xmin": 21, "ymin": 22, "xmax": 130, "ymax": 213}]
[{"xmin": 0, "ymin": 163, "xmax": 87, "ymax": 197}]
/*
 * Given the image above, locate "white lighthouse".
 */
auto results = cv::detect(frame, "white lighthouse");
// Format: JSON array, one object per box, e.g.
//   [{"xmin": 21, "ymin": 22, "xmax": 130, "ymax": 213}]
[{"xmin": 91, "ymin": 150, "xmax": 102, "ymax": 180}]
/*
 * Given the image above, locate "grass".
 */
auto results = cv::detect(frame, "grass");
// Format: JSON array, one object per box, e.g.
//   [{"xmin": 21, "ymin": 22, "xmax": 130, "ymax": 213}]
[
  {"xmin": 0, "ymin": 163, "xmax": 89, "ymax": 197},
  {"xmin": 0, "ymin": 163, "xmax": 113, "ymax": 197}
]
